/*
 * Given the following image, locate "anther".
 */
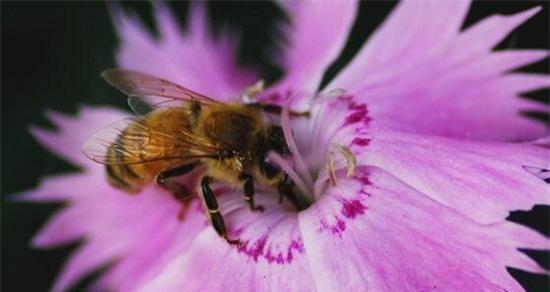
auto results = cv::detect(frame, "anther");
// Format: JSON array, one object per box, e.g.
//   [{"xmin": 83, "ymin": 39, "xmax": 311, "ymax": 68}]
[
  {"xmin": 327, "ymin": 144, "xmax": 356, "ymax": 186},
  {"xmin": 328, "ymin": 151, "xmax": 337, "ymax": 186},
  {"xmin": 241, "ymin": 79, "xmax": 265, "ymax": 102}
]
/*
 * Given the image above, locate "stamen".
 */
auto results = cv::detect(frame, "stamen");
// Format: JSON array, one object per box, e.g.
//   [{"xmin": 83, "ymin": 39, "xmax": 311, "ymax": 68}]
[
  {"xmin": 309, "ymin": 90, "xmax": 347, "ymax": 168},
  {"xmin": 327, "ymin": 151, "xmax": 337, "ymax": 186},
  {"xmin": 268, "ymin": 152, "xmax": 310, "ymax": 197},
  {"xmin": 325, "ymin": 144, "xmax": 357, "ymax": 186},
  {"xmin": 281, "ymin": 105, "xmax": 314, "ymax": 189},
  {"xmin": 335, "ymin": 144, "xmax": 356, "ymax": 177},
  {"xmin": 241, "ymin": 79, "xmax": 265, "ymax": 102},
  {"xmin": 313, "ymin": 172, "xmax": 328, "ymax": 200}
]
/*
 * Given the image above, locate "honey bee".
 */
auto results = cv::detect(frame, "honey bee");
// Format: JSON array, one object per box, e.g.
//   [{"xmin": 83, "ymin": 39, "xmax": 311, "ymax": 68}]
[{"xmin": 83, "ymin": 69, "xmax": 305, "ymax": 244}]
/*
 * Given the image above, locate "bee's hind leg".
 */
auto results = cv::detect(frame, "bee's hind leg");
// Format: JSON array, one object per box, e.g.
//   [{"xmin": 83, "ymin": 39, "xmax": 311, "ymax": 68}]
[
  {"xmin": 240, "ymin": 173, "xmax": 265, "ymax": 212},
  {"xmin": 200, "ymin": 176, "xmax": 242, "ymax": 245},
  {"xmin": 157, "ymin": 163, "xmax": 197, "ymax": 220}
]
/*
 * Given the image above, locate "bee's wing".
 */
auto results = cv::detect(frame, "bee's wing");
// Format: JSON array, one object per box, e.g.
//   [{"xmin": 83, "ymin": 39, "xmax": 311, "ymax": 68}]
[
  {"xmin": 127, "ymin": 95, "xmax": 155, "ymax": 116},
  {"xmin": 126, "ymin": 95, "xmax": 195, "ymax": 116},
  {"xmin": 102, "ymin": 68, "xmax": 220, "ymax": 107},
  {"xmin": 82, "ymin": 114, "xmax": 221, "ymax": 165}
]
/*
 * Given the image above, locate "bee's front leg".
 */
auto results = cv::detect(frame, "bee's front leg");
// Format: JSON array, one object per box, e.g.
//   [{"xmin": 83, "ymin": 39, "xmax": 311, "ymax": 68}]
[
  {"xmin": 240, "ymin": 173, "xmax": 265, "ymax": 212},
  {"xmin": 200, "ymin": 176, "xmax": 242, "ymax": 245}
]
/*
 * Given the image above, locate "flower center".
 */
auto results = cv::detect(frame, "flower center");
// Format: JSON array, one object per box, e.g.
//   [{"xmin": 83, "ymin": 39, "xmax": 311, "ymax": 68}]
[
  {"xmin": 221, "ymin": 91, "xmax": 371, "ymax": 262},
  {"xmin": 266, "ymin": 92, "xmax": 360, "ymax": 212}
]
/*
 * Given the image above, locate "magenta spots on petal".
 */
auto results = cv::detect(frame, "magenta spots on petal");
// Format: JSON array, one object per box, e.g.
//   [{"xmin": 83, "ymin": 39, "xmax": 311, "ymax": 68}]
[
  {"xmin": 344, "ymin": 111, "xmax": 366, "ymax": 125},
  {"xmin": 348, "ymin": 102, "xmax": 367, "ymax": 111},
  {"xmin": 286, "ymin": 251, "xmax": 293, "ymax": 262},
  {"xmin": 290, "ymin": 239, "xmax": 304, "ymax": 252},
  {"xmin": 343, "ymin": 101, "xmax": 371, "ymax": 127},
  {"xmin": 341, "ymin": 199, "xmax": 367, "ymax": 219},
  {"xmin": 287, "ymin": 239, "xmax": 304, "ymax": 262},
  {"xmin": 277, "ymin": 253, "xmax": 284, "ymax": 263},
  {"xmin": 265, "ymin": 248, "xmax": 285, "ymax": 264},
  {"xmin": 356, "ymin": 175, "xmax": 371, "ymax": 186},
  {"xmin": 336, "ymin": 95, "xmax": 372, "ymax": 127},
  {"xmin": 238, "ymin": 236, "xmax": 304, "ymax": 264},
  {"xmin": 352, "ymin": 137, "xmax": 370, "ymax": 146},
  {"xmin": 336, "ymin": 218, "xmax": 346, "ymax": 232},
  {"xmin": 238, "ymin": 235, "xmax": 268, "ymax": 261},
  {"xmin": 359, "ymin": 189, "xmax": 372, "ymax": 197},
  {"xmin": 319, "ymin": 218, "xmax": 346, "ymax": 236}
]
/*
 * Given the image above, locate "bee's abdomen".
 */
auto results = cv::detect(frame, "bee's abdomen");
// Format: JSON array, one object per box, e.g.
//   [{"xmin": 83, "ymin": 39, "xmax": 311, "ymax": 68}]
[
  {"xmin": 103, "ymin": 108, "xmax": 191, "ymax": 193},
  {"xmin": 105, "ymin": 164, "xmax": 144, "ymax": 193},
  {"xmin": 104, "ymin": 143, "xmax": 150, "ymax": 193}
]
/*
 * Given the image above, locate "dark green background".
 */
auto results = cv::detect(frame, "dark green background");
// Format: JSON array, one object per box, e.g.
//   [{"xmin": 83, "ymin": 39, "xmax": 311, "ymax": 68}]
[{"xmin": 2, "ymin": 1, "xmax": 549, "ymax": 291}]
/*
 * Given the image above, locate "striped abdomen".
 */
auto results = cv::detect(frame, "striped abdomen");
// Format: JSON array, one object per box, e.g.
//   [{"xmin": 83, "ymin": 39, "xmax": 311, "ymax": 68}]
[{"xmin": 104, "ymin": 110, "xmax": 190, "ymax": 193}]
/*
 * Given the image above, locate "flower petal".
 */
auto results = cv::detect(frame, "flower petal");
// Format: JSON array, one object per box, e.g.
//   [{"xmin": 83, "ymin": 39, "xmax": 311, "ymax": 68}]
[
  {"xmin": 358, "ymin": 127, "xmax": 550, "ymax": 224},
  {"xmin": 29, "ymin": 107, "xmax": 126, "ymax": 168},
  {"xmin": 45, "ymin": 180, "xmax": 200, "ymax": 292},
  {"xmin": 23, "ymin": 106, "xmax": 208, "ymax": 291},
  {"xmin": 134, "ymin": 188, "xmax": 315, "ymax": 292},
  {"xmin": 15, "ymin": 173, "xmax": 95, "ymax": 202},
  {"xmin": 330, "ymin": 0, "xmax": 471, "ymax": 87},
  {"xmin": 528, "ymin": 135, "xmax": 550, "ymax": 148},
  {"xmin": 260, "ymin": 0, "xmax": 358, "ymax": 109},
  {"xmin": 52, "ymin": 241, "xmax": 123, "ymax": 292},
  {"xmin": 299, "ymin": 167, "xmax": 548, "ymax": 292},
  {"xmin": 111, "ymin": 3, "xmax": 257, "ymax": 100},
  {"xmin": 31, "ymin": 206, "xmax": 87, "ymax": 248},
  {"xmin": 92, "ymin": 198, "xmax": 207, "ymax": 292},
  {"xmin": 328, "ymin": 2, "xmax": 548, "ymax": 141},
  {"xmin": 297, "ymin": 95, "xmax": 547, "ymax": 225},
  {"xmin": 295, "ymin": 94, "xmax": 372, "ymax": 178}
]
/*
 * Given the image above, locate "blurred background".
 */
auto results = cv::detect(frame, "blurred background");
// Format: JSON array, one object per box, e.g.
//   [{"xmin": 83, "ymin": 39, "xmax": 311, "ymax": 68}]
[{"xmin": 1, "ymin": 1, "xmax": 548, "ymax": 291}]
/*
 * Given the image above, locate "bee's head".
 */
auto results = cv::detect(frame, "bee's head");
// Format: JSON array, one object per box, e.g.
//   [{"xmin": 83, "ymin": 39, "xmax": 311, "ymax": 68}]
[{"xmin": 259, "ymin": 125, "xmax": 290, "ymax": 180}]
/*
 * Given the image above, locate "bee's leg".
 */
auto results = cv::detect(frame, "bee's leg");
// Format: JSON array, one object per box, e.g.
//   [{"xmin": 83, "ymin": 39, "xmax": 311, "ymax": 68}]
[
  {"xmin": 157, "ymin": 163, "xmax": 197, "ymax": 220},
  {"xmin": 201, "ymin": 176, "xmax": 242, "ymax": 245},
  {"xmin": 239, "ymin": 173, "xmax": 265, "ymax": 212},
  {"xmin": 277, "ymin": 173, "xmax": 290, "ymax": 204},
  {"xmin": 157, "ymin": 163, "xmax": 198, "ymax": 183},
  {"xmin": 277, "ymin": 173, "xmax": 309, "ymax": 211},
  {"xmin": 246, "ymin": 103, "xmax": 310, "ymax": 117}
]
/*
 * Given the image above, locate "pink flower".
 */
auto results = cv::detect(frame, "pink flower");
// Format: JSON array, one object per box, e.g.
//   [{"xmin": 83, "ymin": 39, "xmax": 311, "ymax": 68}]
[{"xmin": 21, "ymin": 1, "xmax": 549, "ymax": 291}]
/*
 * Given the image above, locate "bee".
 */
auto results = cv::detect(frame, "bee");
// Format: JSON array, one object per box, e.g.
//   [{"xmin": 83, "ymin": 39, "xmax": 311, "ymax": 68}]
[{"xmin": 83, "ymin": 69, "xmax": 305, "ymax": 245}]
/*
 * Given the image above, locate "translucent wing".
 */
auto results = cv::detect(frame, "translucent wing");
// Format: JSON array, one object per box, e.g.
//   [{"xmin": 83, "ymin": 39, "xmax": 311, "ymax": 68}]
[
  {"xmin": 102, "ymin": 68, "xmax": 220, "ymax": 105},
  {"xmin": 127, "ymin": 95, "xmax": 155, "ymax": 116},
  {"xmin": 82, "ymin": 109, "xmax": 221, "ymax": 165},
  {"xmin": 126, "ymin": 95, "xmax": 193, "ymax": 116}
]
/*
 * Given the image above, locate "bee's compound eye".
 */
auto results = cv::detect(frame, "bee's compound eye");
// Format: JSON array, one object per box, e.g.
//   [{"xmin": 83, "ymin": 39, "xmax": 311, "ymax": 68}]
[{"xmin": 262, "ymin": 158, "xmax": 281, "ymax": 179}]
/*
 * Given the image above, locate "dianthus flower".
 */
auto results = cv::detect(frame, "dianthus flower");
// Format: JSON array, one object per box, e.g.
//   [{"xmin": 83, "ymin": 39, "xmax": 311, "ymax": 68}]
[{"xmin": 20, "ymin": 1, "xmax": 549, "ymax": 291}]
